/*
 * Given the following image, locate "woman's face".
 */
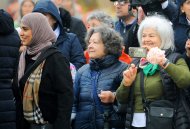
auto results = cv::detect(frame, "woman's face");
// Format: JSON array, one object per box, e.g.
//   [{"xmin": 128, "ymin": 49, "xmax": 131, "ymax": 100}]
[
  {"xmin": 21, "ymin": 1, "xmax": 34, "ymax": 17},
  {"xmin": 20, "ymin": 24, "xmax": 33, "ymax": 46},
  {"xmin": 87, "ymin": 32, "xmax": 106, "ymax": 59},
  {"xmin": 141, "ymin": 28, "xmax": 162, "ymax": 50}
]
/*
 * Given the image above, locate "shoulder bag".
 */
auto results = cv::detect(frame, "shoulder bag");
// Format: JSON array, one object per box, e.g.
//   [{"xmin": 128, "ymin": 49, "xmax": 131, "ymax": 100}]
[{"xmin": 140, "ymin": 71, "xmax": 174, "ymax": 129}]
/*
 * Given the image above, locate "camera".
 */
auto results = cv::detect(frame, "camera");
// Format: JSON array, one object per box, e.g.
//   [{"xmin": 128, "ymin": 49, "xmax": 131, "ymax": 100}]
[
  {"xmin": 129, "ymin": 47, "xmax": 147, "ymax": 58},
  {"xmin": 129, "ymin": 0, "xmax": 163, "ymax": 16}
]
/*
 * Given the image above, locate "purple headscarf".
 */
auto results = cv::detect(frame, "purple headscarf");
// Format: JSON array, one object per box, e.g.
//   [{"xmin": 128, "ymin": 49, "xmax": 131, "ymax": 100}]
[
  {"xmin": 21, "ymin": 12, "xmax": 56, "ymax": 55},
  {"xmin": 18, "ymin": 12, "xmax": 56, "ymax": 81}
]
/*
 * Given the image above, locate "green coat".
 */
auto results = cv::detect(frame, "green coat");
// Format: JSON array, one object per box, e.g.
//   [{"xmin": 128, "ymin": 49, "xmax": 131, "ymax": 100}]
[{"xmin": 116, "ymin": 58, "xmax": 190, "ymax": 112}]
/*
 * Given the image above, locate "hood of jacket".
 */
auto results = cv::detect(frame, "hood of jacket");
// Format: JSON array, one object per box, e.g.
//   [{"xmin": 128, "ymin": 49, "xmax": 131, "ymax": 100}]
[
  {"xmin": 33, "ymin": 0, "xmax": 63, "ymax": 30},
  {"xmin": 0, "ymin": 9, "xmax": 14, "ymax": 35}
]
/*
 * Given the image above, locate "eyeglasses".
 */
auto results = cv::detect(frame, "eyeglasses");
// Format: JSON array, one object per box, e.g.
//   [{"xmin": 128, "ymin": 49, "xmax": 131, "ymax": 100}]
[{"xmin": 114, "ymin": 1, "xmax": 129, "ymax": 6}]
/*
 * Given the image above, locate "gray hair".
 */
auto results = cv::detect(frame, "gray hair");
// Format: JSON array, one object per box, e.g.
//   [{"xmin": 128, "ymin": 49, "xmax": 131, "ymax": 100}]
[
  {"xmin": 85, "ymin": 26, "xmax": 123, "ymax": 58},
  {"xmin": 137, "ymin": 15, "xmax": 175, "ymax": 51},
  {"xmin": 87, "ymin": 10, "xmax": 114, "ymax": 28}
]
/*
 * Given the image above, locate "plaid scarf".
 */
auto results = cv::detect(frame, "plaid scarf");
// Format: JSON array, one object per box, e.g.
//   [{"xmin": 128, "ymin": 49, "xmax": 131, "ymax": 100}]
[{"xmin": 23, "ymin": 61, "xmax": 46, "ymax": 124}]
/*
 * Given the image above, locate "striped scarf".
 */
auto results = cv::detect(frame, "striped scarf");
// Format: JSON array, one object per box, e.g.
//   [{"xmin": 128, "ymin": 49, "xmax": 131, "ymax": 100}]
[{"xmin": 23, "ymin": 61, "xmax": 46, "ymax": 124}]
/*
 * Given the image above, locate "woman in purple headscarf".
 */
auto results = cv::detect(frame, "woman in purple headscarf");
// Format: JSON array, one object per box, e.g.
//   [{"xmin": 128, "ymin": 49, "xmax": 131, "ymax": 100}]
[{"xmin": 18, "ymin": 12, "xmax": 73, "ymax": 129}]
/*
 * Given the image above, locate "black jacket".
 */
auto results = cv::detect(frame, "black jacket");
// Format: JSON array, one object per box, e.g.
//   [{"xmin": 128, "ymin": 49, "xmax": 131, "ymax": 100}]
[
  {"xmin": 0, "ymin": 9, "xmax": 21, "ymax": 129},
  {"xmin": 20, "ymin": 47, "xmax": 74, "ymax": 129},
  {"xmin": 59, "ymin": 7, "xmax": 87, "ymax": 50}
]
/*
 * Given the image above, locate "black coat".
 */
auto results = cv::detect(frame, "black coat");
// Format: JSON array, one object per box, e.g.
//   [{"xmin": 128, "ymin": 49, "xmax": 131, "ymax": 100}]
[
  {"xmin": 59, "ymin": 7, "xmax": 87, "ymax": 50},
  {"xmin": 0, "ymin": 9, "xmax": 21, "ymax": 129},
  {"xmin": 20, "ymin": 47, "xmax": 74, "ymax": 129}
]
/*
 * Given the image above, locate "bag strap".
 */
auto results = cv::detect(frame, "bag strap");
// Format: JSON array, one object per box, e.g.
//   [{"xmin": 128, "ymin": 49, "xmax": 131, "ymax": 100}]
[
  {"xmin": 140, "ymin": 70, "xmax": 152, "ymax": 123},
  {"xmin": 140, "ymin": 70, "xmax": 148, "ymax": 108}
]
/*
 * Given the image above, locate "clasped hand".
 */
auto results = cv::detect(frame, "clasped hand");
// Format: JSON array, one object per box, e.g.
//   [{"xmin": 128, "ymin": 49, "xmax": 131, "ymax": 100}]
[{"xmin": 98, "ymin": 90, "xmax": 115, "ymax": 103}]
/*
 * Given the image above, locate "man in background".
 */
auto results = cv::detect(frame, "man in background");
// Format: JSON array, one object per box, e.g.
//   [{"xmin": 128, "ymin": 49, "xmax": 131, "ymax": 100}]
[{"xmin": 111, "ymin": 0, "xmax": 137, "ymax": 54}]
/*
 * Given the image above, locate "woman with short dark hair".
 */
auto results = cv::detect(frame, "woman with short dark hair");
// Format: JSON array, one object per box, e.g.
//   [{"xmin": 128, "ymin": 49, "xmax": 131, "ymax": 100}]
[{"xmin": 72, "ymin": 26, "xmax": 128, "ymax": 129}]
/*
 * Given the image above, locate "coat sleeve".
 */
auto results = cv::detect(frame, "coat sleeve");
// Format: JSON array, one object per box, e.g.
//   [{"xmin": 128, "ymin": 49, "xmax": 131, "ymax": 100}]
[
  {"xmin": 116, "ymin": 81, "xmax": 131, "ymax": 104},
  {"xmin": 51, "ymin": 53, "xmax": 74, "ymax": 129},
  {"xmin": 165, "ymin": 58, "xmax": 190, "ymax": 88}
]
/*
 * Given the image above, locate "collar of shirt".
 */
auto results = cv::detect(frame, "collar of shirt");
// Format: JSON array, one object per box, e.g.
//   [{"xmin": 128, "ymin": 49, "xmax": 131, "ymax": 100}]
[
  {"xmin": 54, "ymin": 25, "xmax": 60, "ymax": 39},
  {"xmin": 186, "ymin": 17, "xmax": 190, "ymax": 25}
]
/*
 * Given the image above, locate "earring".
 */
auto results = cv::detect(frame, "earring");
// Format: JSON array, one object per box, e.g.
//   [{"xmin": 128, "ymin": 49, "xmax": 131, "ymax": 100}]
[{"xmin": 181, "ymin": 10, "xmax": 185, "ymax": 13}]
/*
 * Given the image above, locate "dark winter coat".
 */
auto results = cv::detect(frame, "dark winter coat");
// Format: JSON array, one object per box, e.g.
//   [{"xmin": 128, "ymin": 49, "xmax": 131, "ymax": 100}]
[
  {"xmin": 72, "ymin": 55, "xmax": 128, "ymax": 129},
  {"xmin": 0, "ymin": 9, "xmax": 21, "ymax": 129},
  {"xmin": 163, "ymin": 1, "xmax": 189, "ymax": 54},
  {"xmin": 19, "ymin": 47, "xmax": 73, "ymax": 129},
  {"xmin": 33, "ymin": 0, "xmax": 86, "ymax": 69}
]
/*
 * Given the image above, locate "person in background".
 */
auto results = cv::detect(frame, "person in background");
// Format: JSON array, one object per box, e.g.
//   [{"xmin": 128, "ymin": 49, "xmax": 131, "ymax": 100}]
[
  {"xmin": 174, "ymin": 0, "xmax": 190, "ymax": 54},
  {"xmin": 110, "ymin": 0, "xmax": 137, "ymax": 54},
  {"xmin": 19, "ymin": 12, "xmax": 73, "ymax": 129},
  {"xmin": 0, "ymin": 9, "xmax": 21, "ymax": 129},
  {"xmin": 161, "ymin": 0, "xmax": 190, "ymax": 54},
  {"xmin": 116, "ymin": 15, "xmax": 190, "ymax": 129},
  {"xmin": 72, "ymin": 26, "xmax": 128, "ymax": 129},
  {"xmin": 61, "ymin": 0, "xmax": 82, "ymax": 18},
  {"xmin": 85, "ymin": 10, "xmax": 132, "ymax": 64},
  {"xmin": 20, "ymin": 0, "xmax": 35, "ymax": 20},
  {"xmin": 51, "ymin": 0, "xmax": 87, "ymax": 50},
  {"xmin": 33, "ymin": 0, "xmax": 86, "ymax": 69},
  {"xmin": 86, "ymin": 10, "xmax": 115, "ymax": 29},
  {"xmin": 6, "ymin": 0, "xmax": 20, "ymax": 28}
]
